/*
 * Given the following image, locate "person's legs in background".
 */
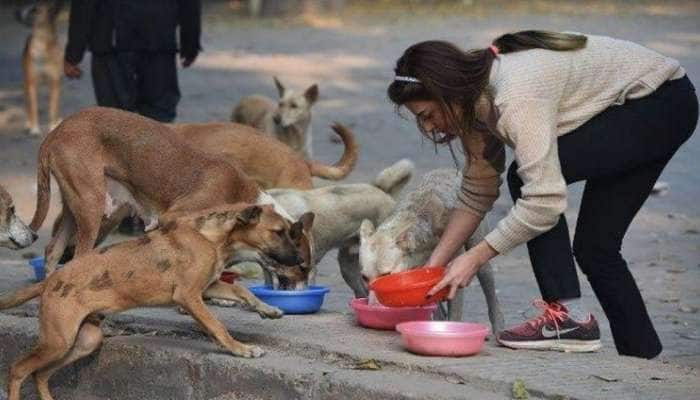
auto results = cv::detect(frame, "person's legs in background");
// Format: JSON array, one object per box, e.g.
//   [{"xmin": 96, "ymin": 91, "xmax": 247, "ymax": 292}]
[
  {"xmin": 90, "ymin": 53, "xmax": 136, "ymax": 111},
  {"xmin": 136, "ymin": 52, "xmax": 181, "ymax": 123}
]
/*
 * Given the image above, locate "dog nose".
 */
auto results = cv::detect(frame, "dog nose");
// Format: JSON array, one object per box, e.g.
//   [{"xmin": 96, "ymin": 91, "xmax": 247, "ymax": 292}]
[
  {"xmin": 31, "ymin": 231, "xmax": 38, "ymax": 241},
  {"xmin": 273, "ymin": 114, "xmax": 282, "ymax": 124}
]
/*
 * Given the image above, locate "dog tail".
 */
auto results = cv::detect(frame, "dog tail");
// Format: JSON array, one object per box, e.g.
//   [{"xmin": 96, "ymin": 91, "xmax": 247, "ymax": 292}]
[
  {"xmin": 372, "ymin": 159, "xmax": 415, "ymax": 199},
  {"xmin": 30, "ymin": 137, "xmax": 52, "ymax": 231},
  {"xmin": 308, "ymin": 123, "xmax": 358, "ymax": 181},
  {"xmin": 0, "ymin": 282, "xmax": 45, "ymax": 310}
]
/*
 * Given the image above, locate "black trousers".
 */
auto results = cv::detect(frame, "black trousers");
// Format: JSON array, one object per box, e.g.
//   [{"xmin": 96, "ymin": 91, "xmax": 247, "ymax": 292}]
[
  {"xmin": 507, "ymin": 76, "xmax": 698, "ymax": 359},
  {"xmin": 91, "ymin": 52, "xmax": 181, "ymax": 122}
]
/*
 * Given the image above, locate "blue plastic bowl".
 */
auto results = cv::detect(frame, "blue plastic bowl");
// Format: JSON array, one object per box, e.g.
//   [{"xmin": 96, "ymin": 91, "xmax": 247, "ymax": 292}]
[
  {"xmin": 248, "ymin": 285, "xmax": 330, "ymax": 314},
  {"xmin": 28, "ymin": 257, "xmax": 62, "ymax": 282}
]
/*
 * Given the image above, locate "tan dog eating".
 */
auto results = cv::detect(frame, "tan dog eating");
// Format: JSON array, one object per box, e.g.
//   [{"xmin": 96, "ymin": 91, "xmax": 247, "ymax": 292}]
[
  {"xmin": 2, "ymin": 203, "xmax": 312, "ymax": 400},
  {"xmin": 30, "ymin": 107, "xmax": 312, "ymax": 276}
]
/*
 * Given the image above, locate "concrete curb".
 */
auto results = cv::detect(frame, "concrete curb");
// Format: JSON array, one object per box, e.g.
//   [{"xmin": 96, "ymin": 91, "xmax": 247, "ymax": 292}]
[
  {"xmin": 0, "ymin": 313, "xmax": 508, "ymax": 400},
  {"xmin": 2, "ymin": 305, "xmax": 698, "ymax": 400}
]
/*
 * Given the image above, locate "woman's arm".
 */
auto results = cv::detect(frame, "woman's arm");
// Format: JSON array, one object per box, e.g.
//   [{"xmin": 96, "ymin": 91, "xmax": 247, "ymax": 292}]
[{"xmin": 427, "ymin": 207, "xmax": 486, "ymax": 267}]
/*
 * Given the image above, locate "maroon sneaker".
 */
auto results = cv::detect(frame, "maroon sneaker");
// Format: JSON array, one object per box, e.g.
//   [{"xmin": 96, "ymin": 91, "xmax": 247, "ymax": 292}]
[{"xmin": 497, "ymin": 300, "xmax": 602, "ymax": 352}]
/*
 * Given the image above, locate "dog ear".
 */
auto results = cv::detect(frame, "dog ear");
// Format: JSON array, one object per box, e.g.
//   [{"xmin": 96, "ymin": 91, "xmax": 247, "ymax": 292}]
[
  {"xmin": 273, "ymin": 76, "xmax": 285, "ymax": 97},
  {"xmin": 299, "ymin": 212, "xmax": 315, "ymax": 233},
  {"xmin": 425, "ymin": 194, "xmax": 449, "ymax": 237},
  {"xmin": 289, "ymin": 220, "xmax": 304, "ymax": 242},
  {"xmin": 359, "ymin": 219, "xmax": 375, "ymax": 242},
  {"xmin": 396, "ymin": 228, "xmax": 415, "ymax": 250},
  {"xmin": 304, "ymin": 84, "xmax": 319, "ymax": 104},
  {"xmin": 237, "ymin": 205, "xmax": 262, "ymax": 226}
]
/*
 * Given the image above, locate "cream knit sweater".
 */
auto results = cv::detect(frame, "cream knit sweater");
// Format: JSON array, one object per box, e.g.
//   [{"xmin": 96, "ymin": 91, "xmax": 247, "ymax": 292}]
[{"xmin": 458, "ymin": 34, "xmax": 686, "ymax": 254}]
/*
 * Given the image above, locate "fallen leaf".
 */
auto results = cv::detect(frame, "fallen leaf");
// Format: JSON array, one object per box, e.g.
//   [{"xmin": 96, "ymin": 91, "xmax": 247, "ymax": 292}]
[
  {"xmin": 684, "ymin": 229, "xmax": 699, "ymax": 235},
  {"xmin": 445, "ymin": 376, "xmax": 466, "ymax": 385},
  {"xmin": 650, "ymin": 376, "xmax": 666, "ymax": 381},
  {"xmin": 659, "ymin": 296, "xmax": 680, "ymax": 303},
  {"xmin": 678, "ymin": 305, "xmax": 699, "ymax": 313},
  {"xmin": 512, "ymin": 379, "xmax": 529, "ymax": 399},
  {"xmin": 666, "ymin": 267, "xmax": 687, "ymax": 274},
  {"xmin": 353, "ymin": 359, "xmax": 381, "ymax": 370},
  {"xmin": 590, "ymin": 374, "xmax": 620, "ymax": 383}
]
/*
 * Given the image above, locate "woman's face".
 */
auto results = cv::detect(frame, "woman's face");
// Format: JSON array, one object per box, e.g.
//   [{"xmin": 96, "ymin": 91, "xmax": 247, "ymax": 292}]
[{"xmin": 404, "ymin": 100, "xmax": 458, "ymax": 143}]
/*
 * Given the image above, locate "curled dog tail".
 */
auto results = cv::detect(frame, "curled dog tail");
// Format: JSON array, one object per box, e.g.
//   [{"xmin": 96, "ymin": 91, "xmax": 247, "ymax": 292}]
[
  {"xmin": 0, "ymin": 282, "xmax": 45, "ymax": 310},
  {"xmin": 307, "ymin": 123, "xmax": 358, "ymax": 181},
  {"xmin": 372, "ymin": 159, "xmax": 415, "ymax": 199},
  {"xmin": 30, "ymin": 138, "xmax": 52, "ymax": 231}
]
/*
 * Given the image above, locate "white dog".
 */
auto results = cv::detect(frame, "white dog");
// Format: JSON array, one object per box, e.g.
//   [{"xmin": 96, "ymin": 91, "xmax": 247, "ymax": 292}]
[
  {"xmin": 231, "ymin": 77, "xmax": 318, "ymax": 159},
  {"xmin": 359, "ymin": 169, "xmax": 504, "ymax": 332}
]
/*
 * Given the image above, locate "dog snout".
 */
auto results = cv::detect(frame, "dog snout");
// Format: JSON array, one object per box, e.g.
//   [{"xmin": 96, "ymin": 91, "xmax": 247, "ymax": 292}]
[
  {"xmin": 273, "ymin": 114, "xmax": 282, "ymax": 125},
  {"xmin": 31, "ymin": 231, "xmax": 38, "ymax": 241}
]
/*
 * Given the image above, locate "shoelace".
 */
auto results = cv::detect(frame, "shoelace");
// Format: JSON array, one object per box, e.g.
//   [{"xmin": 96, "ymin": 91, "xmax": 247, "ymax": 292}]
[{"xmin": 527, "ymin": 299, "xmax": 568, "ymax": 338}]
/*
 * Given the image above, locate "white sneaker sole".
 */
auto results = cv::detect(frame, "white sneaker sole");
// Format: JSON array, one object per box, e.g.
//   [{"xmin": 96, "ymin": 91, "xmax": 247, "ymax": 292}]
[{"xmin": 498, "ymin": 338, "xmax": 602, "ymax": 353}]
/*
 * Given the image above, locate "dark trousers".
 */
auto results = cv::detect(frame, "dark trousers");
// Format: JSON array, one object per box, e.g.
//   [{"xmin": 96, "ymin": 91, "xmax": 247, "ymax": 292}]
[
  {"xmin": 507, "ymin": 76, "xmax": 698, "ymax": 359},
  {"xmin": 91, "ymin": 52, "xmax": 181, "ymax": 122}
]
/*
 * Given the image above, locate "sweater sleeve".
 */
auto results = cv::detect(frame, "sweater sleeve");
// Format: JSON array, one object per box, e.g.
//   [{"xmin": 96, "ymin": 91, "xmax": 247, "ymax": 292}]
[
  {"xmin": 483, "ymin": 97, "xmax": 567, "ymax": 254},
  {"xmin": 456, "ymin": 129, "xmax": 505, "ymax": 217}
]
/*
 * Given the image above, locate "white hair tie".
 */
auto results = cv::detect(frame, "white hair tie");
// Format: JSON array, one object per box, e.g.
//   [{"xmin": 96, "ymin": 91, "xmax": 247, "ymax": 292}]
[{"xmin": 394, "ymin": 75, "xmax": 421, "ymax": 83}]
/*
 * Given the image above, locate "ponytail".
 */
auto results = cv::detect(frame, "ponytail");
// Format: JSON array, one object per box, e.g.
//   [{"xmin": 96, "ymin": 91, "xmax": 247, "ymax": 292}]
[{"xmin": 493, "ymin": 30, "xmax": 587, "ymax": 54}]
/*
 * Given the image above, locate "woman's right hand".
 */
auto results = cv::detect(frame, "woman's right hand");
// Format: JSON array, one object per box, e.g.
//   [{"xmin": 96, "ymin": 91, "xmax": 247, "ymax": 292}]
[{"xmin": 64, "ymin": 61, "xmax": 82, "ymax": 79}]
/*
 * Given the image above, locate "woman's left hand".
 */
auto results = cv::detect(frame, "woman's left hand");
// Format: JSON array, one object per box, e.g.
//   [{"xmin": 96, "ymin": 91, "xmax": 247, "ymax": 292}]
[{"xmin": 426, "ymin": 241, "xmax": 498, "ymax": 300}]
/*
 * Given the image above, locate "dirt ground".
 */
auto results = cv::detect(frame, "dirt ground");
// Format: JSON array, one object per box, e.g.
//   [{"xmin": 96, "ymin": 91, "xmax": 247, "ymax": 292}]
[{"xmin": 0, "ymin": 0, "xmax": 698, "ymax": 369}]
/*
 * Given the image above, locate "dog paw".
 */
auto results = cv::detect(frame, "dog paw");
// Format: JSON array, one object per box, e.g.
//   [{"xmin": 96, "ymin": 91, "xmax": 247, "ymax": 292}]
[
  {"xmin": 26, "ymin": 126, "xmax": 41, "ymax": 136},
  {"xmin": 234, "ymin": 345, "xmax": 265, "ymax": 358},
  {"xmin": 259, "ymin": 305, "xmax": 284, "ymax": 319},
  {"xmin": 208, "ymin": 298, "xmax": 238, "ymax": 308}
]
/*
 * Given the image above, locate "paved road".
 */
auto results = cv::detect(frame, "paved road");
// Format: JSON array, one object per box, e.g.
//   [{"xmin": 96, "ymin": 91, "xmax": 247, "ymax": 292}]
[{"xmin": 0, "ymin": 0, "xmax": 698, "ymax": 380}]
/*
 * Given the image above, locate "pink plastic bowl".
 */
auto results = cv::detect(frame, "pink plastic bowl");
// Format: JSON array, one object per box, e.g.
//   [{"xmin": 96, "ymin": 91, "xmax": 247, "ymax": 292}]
[
  {"xmin": 395, "ymin": 321, "xmax": 489, "ymax": 357},
  {"xmin": 350, "ymin": 298, "xmax": 437, "ymax": 330}
]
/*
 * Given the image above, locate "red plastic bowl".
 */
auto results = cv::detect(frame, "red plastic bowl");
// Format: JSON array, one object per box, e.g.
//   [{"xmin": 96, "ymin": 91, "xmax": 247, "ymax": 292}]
[
  {"xmin": 219, "ymin": 271, "xmax": 239, "ymax": 284},
  {"xmin": 368, "ymin": 266, "xmax": 449, "ymax": 307},
  {"xmin": 396, "ymin": 321, "xmax": 489, "ymax": 357},
  {"xmin": 349, "ymin": 298, "xmax": 437, "ymax": 330}
]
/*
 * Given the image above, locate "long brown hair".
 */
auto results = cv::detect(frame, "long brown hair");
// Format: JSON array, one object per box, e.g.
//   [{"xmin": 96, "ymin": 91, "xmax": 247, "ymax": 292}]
[{"xmin": 387, "ymin": 30, "xmax": 587, "ymax": 143}]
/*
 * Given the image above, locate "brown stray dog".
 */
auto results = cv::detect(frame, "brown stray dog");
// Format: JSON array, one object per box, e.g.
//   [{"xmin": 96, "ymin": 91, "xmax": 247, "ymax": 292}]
[
  {"xmin": 30, "ymin": 107, "xmax": 311, "ymax": 276},
  {"xmin": 172, "ymin": 121, "xmax": 358, "ymax": 190},
  {"xmin": 19, "ymin": 0, "xmax": 64, "ymax": 136},
  {"xmin": 3, "ymin": 203, "xmax": 311, "ymax": 400}
]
